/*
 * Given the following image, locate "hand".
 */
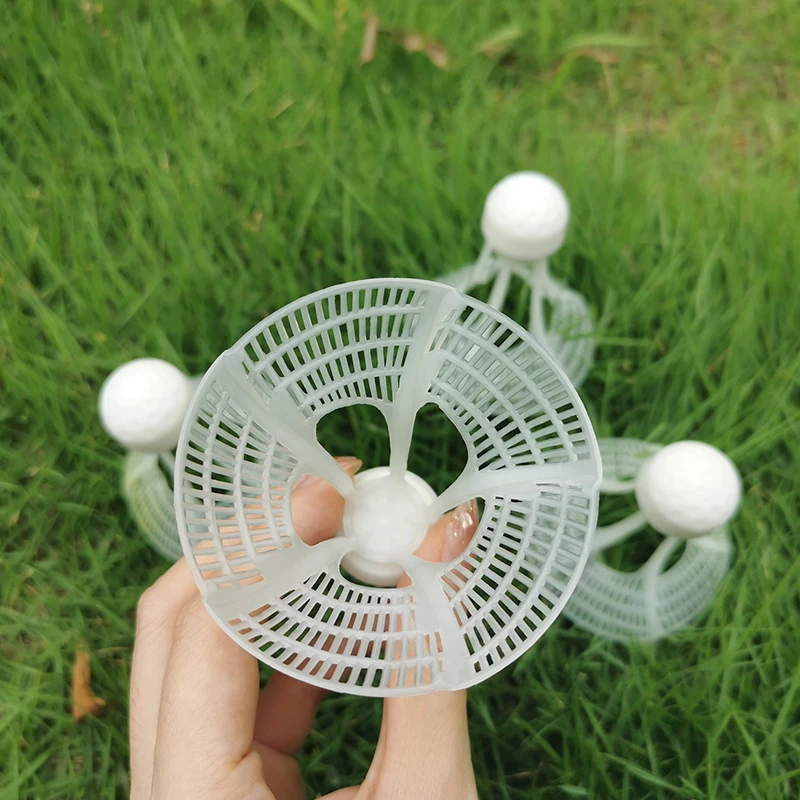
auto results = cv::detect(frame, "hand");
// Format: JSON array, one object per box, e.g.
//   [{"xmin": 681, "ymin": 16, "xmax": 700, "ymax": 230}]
[{"xmin": 130, "ymin": 457, "xmax": 481, "ymax": 800}]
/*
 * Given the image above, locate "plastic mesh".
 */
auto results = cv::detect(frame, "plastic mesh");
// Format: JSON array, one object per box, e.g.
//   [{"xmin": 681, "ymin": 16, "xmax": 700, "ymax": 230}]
[
  {"xmin": 175, "ymin": 279, "xmax": 601, "ymax": 695},
  {"xmin": 438, "ymin": 257, "xmax": 594, "ymax": 388},
  {"xmin": 564, "ymin": 438, "xmax": 732, "ymax": 641},
  {"xmin": 122, "ymin": 453, "xmax": 183, "ymax": 561}
]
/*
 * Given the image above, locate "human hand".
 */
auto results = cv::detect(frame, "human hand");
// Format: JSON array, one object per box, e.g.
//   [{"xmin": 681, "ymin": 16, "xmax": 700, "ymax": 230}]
[{"xmin": 130, "ymin": 456, "xmax": 481, "ymax": 800}]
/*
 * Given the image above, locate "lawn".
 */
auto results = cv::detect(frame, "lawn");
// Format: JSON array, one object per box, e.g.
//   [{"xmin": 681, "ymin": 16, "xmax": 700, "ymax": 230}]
[{"xmin": 2, "ymin": 0, "xmax": 799, "ymax": 797}]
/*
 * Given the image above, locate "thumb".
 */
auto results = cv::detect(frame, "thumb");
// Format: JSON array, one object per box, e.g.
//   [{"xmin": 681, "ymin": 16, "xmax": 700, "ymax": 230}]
[
  {"xmin": 360, "ymin": 502, "xmax": 481, "ymax": 799},
  {"xmin": 366, "ymin": 692, "xmax": 477, "ymax": 800}
]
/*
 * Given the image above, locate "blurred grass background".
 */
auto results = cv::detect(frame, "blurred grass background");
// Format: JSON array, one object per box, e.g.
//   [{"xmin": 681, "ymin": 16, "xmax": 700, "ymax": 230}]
[{"xmin": 1, "ymin": 0, "xmax": 799, "ymax": 797}]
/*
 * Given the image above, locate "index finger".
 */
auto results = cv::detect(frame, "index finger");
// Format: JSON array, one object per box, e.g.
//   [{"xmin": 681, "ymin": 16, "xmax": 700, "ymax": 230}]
[{"xmin": 149, "ymin": 596, "xmax": 265, "ymax": 799}]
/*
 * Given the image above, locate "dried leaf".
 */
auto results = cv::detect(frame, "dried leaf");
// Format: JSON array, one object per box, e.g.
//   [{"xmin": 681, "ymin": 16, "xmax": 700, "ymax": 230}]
[
  {"xmin": 386, "ymin": 28, "xmax": 449, "ymax": 70},
  {"xmin": 247, "ymin": 211, "xmax": 263, "ymax": 233},
  {"xmin": 72, "ymin": 649, "xmax": 106, "ymax": 721},
  {"xmin": 399, "ymin": 32, "xmax": 425, "ymax": 53},
  {"xmin": 270, "ymin": 95, "xmax": 295, "ymax": 119},
  {"xmin": 424, "ymin": 40, "xmax": 449, "ymax": 70},
  {"xmin": 477, "ymin": 25, "xmax": 524, "ymax": 58},
  {"xmin": 577, "ymin": 47, "xmax": 619, "ymax": 65},
  {"xmin": 360, "ymin": 15, "xmax": 380, "ymax": 65},
  {"xmin": 562, "ymin": 32, "xmax": 650, "ymax": 52}
]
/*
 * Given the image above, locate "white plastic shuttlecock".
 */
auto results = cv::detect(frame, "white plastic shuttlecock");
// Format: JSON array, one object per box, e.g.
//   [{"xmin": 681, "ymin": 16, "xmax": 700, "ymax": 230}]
[
  {"xmin": 564, "ymin": 438, "xmax": 739, "ymax": 642},
  {"xmin": 100, "ymin": 360, "xmax": 198, "ymax": 560},
  {"xmin": 438, "ymin": 171, "xmax": 595, "ymax": 388},
  {"xmin": 175, "ymin": 278, "xmax": 602, "ymax": 696},
  {"xmin": 99, "ymin": 358, "xmax": 194, "ymax": 453},
  {"xmin": 635, "ymin": 441, "xmax": 742, "ymax": 539}
]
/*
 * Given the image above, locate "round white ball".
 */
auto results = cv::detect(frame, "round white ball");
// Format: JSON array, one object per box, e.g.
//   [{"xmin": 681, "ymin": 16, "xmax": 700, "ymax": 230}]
[
  {"xmin": 635, "ymin": 441, "xmax": 742, "ymax": 539},
  {"xmin": 481, "ymin": 171, "xmax": 570, "ymax": 261},
  {"xmin": 99, "ymin": 358, "xmax": 193, "ymax": 453}
]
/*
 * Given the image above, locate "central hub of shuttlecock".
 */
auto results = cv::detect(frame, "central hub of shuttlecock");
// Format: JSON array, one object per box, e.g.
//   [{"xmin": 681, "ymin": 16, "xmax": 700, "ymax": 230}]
[{"xmin": 340, "ymin": 467, "xmax": 436, "ymax": 586}]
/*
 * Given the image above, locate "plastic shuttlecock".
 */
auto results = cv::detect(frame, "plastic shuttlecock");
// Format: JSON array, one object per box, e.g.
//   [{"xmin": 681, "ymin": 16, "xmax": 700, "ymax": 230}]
[
  {"xmin": 438, "ymin": 172, "xmax": 594, "ymax": 388},
  {"xmin": 100, "ymin": 360, "xmax": 199, "ymax": 559},
  {"xmin": 99, "ymin": 358, "xmax": 194, "ymax": 453},
  {"xmin": 564, "ymin": 438, "xmax": 738, "ymax": 642},
  {"xmin": 175, "ymin": 278, "xmax": 601, "ymax": 696}
]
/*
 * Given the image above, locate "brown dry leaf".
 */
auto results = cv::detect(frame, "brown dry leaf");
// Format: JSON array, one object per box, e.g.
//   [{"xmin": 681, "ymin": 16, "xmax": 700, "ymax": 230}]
[
  {"xmin": 360, "ymin": 15, "xmax": 448, "ymax": 70},
  {"xmin": 270, "ymin": 95, "xmax": 294, "ymax": 119},
  {"xmin": 399, "ymin": 32, "xmax": 425, "ymax": 53},
  {"xmin": 477, "ymin": 25, "xmax": 524, "ymax": 58},
  {"xmin": 360, "ymin": 15, "xmax": 380, "ymax": 65},
  {"xmin": 389, "ymin": 29, "xmax": 449, "ymax": 69},
  {"xmin": 424, "ymin": 40, "xmax": 449, "ymax": 70},
  {"xmin": 81, "ymin": 1, "xmax": 103, "ymax": 20},
  {"xmin": 577, "ymin": 47, "xmax": 619, "ymax": 65},
  {"xmin": 247, "ymin": 211, "xmax": 263, "ymax": 233},
  {"xmin": 72, "ymin": 649, "xmax": 106, "ymax": 721}
]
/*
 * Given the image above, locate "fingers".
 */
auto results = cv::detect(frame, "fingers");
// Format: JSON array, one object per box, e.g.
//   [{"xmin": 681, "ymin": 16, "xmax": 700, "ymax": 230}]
[
  {"xmin": 131, "ymin": 455, "xmax": 361, "ymax": 799},
  {"xmin": 129, "ymin": 559, "xmax": 197, "ymax": 800},
  {"xmin": 251, "ymin": 457, "xmax": 361, "ymax": 779},
  {"xmin": 292, "ymin": 457, "xmax": 362, "ymax": 545},
  {"xmin": 366, "ymin": 692, "xmax": 478, "ymax": 800},
  {"xmin": 254, "ymin": 671, "xmax": 326, "ymax": 755},
  {"xmin": 149, "ymin": 596, "xmax": 266, "ymax": 799},
  {"xmin": 412, "ymin": 500, "xmax": 480, "ymax": 567},
  {"xmin": 361, "ymin": 501, "xmax": 480, "ymax": 799}
]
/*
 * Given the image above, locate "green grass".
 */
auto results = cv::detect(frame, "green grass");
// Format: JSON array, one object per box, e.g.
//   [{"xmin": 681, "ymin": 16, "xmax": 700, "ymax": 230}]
[{"xmin": 2, "ymin": 0, "xmax": 799, "ymax": 797}]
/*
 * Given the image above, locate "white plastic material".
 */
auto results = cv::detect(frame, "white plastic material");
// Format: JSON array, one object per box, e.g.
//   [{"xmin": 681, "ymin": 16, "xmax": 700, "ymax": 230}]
[
  {"xmin": 175, "ymin": 278, "xmax": 601, "ymax": 696},
  {"xmin": 481, "ymin": 172, "xmax": 570, "ymax": 261},
  {"xmin": 635, "ymin": 441, "xmax": 742, "ymax": 539},
  {"xmin": 122, "ymin": 452, "xmax": 184, "ymax": 561},
  {"xmin": 99, "ymin": 358, "xmax": 194, "ymax": 453},
  {"xmin": 340, "ymin": 467, "xmax": 437, "ymax": 587},
  {"xmin": 438, "ymin": 172, "xmax": 594, "ymax": 388},
  {"xmin": 100, "ymin": 362, "xmax": 199, "ymax": 559},
  {"xmin": 564, "ymin": 439, "xmax": 737, "ymax": 642}
]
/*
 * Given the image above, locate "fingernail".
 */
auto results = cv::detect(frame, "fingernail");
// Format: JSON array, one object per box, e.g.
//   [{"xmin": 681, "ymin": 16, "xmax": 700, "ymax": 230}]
[
  {"xmin": 293, "ymin": 472, "xmax": 323, "ymax": 492},
  {"xmin": 441, "ymin": 500, "xmax": 479, "ymax": 562},
  {"xmin": 336, "ymin": 456, "xmax": 363, "ymax": 476}
]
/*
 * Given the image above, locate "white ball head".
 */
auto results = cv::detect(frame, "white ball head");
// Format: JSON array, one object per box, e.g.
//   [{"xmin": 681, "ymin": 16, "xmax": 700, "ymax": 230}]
[
  {"xmin": 481, "ymin": 172, "xmax": 570, "ymax": 261},
  {"xmin": 340, "ymin": 467, "xmax": 437, "ymax": 588},
  {"xmin": 635, "ymin": 441, "xmax": 742, "ymax": 539},
  {"xmin": 99, "ymin": 358, "xmax": 194, "ymax": 453}
]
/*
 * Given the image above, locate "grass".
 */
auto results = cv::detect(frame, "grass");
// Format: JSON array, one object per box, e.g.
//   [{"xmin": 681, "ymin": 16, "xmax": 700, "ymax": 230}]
[{"xmin": 1, "ymin": 0, "xmax": 799, "ymax": 797}]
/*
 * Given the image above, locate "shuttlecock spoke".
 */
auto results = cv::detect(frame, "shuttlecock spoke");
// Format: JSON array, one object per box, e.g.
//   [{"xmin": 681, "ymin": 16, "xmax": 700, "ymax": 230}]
[
  {"xmin": 600, "ymin": 475, "xmax": 637, "ymax": 495},
  {"xmin": 640, "ymin": 536, "xmax": 682, "ymax": 578},
  {"xmin": 387, "ymin": 288, "xmax": 463, "ymax": 477},
  {"xmin": 402, "ymin": 558, "xmax": 469, "ymax": 685},
  {"xmin": 487, "ymin": 264, "xmax": 512, "ymax": 311},
  {"xmin": 220, "ymin": 362, "xmax": 355, "ymax": 497},
  {"xmin": 430, "ymin": 462, "xmax": 595, "ymax": 519},
  {"xmin": 207, "ymin": 537, "xmax": 354, "ymax": 619},
  {"xmin": 640, "ymin": 536, "xmax": 682, "ymax": 639},
  {"xmin": 591, "ymin": 510, "xmax": 647, "ymax": 554}
]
